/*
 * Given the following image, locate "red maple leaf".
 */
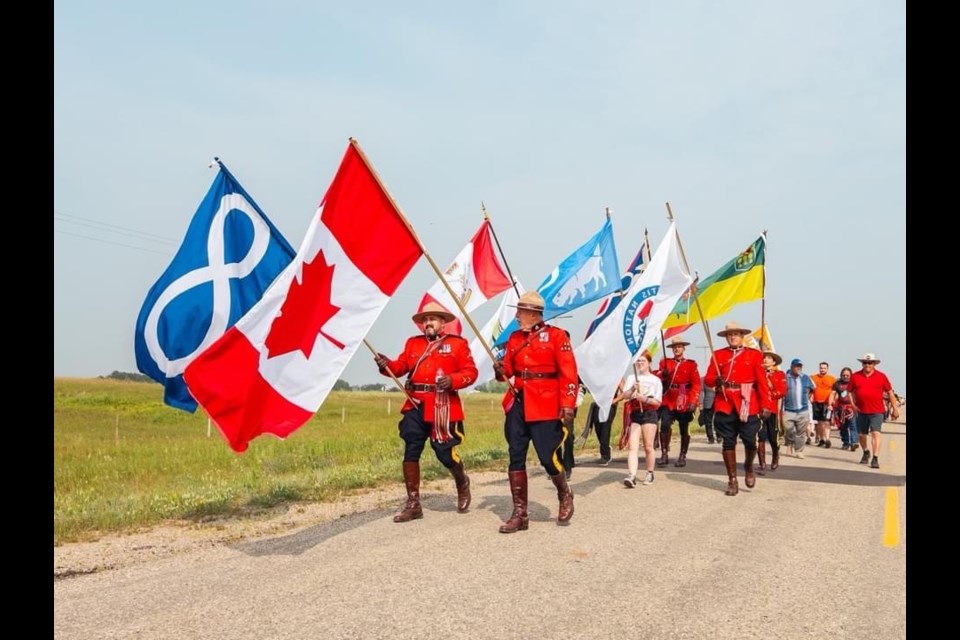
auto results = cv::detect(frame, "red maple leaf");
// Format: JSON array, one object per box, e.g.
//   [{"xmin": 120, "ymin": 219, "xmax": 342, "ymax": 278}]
[{"xmin": 265, "ymin": 250, "xmax": 345, "ymax": 359}]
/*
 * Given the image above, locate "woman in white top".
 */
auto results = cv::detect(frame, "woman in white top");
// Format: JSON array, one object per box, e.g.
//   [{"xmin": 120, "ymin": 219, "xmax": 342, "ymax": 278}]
[{"xmin": 613, "ymin": 351, "xmax": 663, "ymax": 487}]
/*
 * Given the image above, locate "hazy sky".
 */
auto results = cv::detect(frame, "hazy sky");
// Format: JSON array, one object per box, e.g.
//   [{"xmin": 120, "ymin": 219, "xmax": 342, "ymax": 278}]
[{"xmin": 54, "ymin": 1, "xmax": 906, "ymax": 395}]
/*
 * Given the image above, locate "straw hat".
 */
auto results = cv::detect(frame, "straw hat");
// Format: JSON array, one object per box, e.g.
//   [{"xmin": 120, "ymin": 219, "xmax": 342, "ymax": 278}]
[
  {"xmin": 412, "ymin": 301, "xmax": 455, "ymax": 324},
  {"xmin": 509, "ymin": 291, "xmax": 545, "ymax": 312},
  {"xmin": 716, "ymin": 321, "xmax": 752, "ymax": 337},
  {"xmin": 857, "ymin": 352, "xmax": 881, "ymax": 364},
  {"xmin": 762, "ymin": 351, "xmax": 783, "ymax": 366},
  {"xmin": 666, "ymin": 335, "xmax": 690, "ymax": 348}
]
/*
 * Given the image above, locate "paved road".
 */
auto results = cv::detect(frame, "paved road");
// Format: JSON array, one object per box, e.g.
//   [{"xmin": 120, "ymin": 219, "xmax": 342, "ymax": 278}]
[{"xmin": 54, "ymin": 420, "xmax": 906, "ymax": 640}]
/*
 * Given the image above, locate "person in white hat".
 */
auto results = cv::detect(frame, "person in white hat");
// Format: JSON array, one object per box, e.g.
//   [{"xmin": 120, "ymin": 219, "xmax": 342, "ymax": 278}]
[
  {"xmin": 374, "ymin": 301, "xmax": 479, "ymax": 522},
  {"xmin": 656, "ymin": 334, "xmax": 701, "ymax": 468},
  {"xmin": 492, "ymin": 290, "xmax": 579, "ymax": 532},
  {"xmin": 703, "ymin": 321, "xmax": 773, "ymax": 496},
  {"xmin": 849, "ymin": 353, "xmax": 899, "ymax": 469}
]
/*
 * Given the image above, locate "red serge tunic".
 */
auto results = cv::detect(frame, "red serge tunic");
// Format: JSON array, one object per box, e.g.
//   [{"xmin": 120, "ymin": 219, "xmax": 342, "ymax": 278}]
[
  {"xmin": 762, "ymin": 368, "xmax": 787, "ymax": 413},
  {"xmin": 657, "ymin": 357, "xmax": 702, "ymax": 412},
  {"xmin": 703, "ymin": 347, "xmax": 771, "ymax": 418},
  {"xmin": 498, "ymin": 323, "xmax": 579, "ymax": 422},
  {"xmin": 380, "ymin": 334, "xmax": 478, "ymax": 422}
]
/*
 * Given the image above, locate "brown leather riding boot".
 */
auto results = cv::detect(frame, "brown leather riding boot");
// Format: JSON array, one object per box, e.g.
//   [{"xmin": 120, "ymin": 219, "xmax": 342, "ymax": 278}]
[
  {"xmin": 450, "ymin": 461, "xmax": 471, "ymax": 513},
  {"xmin": 658, "ymin": 428, "xmax": 672, "ymax": 466},
  {"xmin": 393, "ymin": 461, "xmax": 423, "ymax": 523},
  {"xmin": 756, "ymin": 441, "xmax": 767, "ymax": 475},
  {"xmin": 551, "ymin": 472, "xmax": 575, "ymax": 525},
  {"xmin": 675, "ymin": 435, "xmax": 690, "ymax": 467},
  {"xmin": 722, "ymin": 449, "xmax": 739, "ymax": 496},
  {"xmin": 499, "ymin": 470, "xmax": 529, "ymax": 533},
  {"xmin": 770, "ymin": 444, "xmax": 780, "ymax": 471},
  {"xmin": 744, "ymin": 448, "xmax": 757, "ymax": 488}
]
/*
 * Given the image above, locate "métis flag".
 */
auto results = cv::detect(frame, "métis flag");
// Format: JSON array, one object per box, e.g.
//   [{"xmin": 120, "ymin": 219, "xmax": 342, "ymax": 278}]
[
  {"xmin": 417, "ymin": 219, "xmax": 512, "ymax": 335},
  {"xmin": 584, "ymin": 244, "xmax": 648, "ymax": 340},
  {"xmin": 134, "ymin": 159, "xmax": 296, "ymax": 413},
  {"xmin": 662, "ymin": 233, "xmax": 766, "ymax": 339},
  {"xmin": 494, "ymin": 216, "xmax": 621, "ymax": 346},
  {"xmin": 576, "ymin": 223, "xmax": 694, "ymax": 421},
  {"xmin": 184, "ymin": 140, "xmax": 423, "ymax": 452}
]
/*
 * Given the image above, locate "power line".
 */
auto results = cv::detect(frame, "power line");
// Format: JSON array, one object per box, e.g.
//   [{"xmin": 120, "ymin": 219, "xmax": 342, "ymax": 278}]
[
  {"xmin": 54, "ymin": 229, "xmax": 173, "ymax": 256},
  {"xmin": 54, "ymin": 211, "xmax": 179, "ymax": 244}
]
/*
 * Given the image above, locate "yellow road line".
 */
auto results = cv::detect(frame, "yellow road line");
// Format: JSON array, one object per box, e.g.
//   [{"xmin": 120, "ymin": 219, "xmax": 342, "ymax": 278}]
[{"xmin": 883, "ymin": 487, "xmax": 900, "ymax": 547}]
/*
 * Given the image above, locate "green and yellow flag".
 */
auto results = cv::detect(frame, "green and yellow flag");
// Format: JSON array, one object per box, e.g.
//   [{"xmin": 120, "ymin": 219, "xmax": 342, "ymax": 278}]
[{"xmin": 662, "ymin": 234, "xmax": 765, "ymax": 335}]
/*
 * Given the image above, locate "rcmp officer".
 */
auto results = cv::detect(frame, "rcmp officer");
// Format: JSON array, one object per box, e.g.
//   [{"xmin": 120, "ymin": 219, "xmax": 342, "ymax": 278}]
[
  {"xmin": 493, "ymin": 291, "xmax": 579, "ymax": 533},
  {"xmin": 703, "ymin": 321, "xmax": 772, "ymax": 496},
  {"xmin": 656, "ymin": 334, "xmax": 702, "ymax": 468},
  {"xmin": 374, "ymin": 302, "xmax": 478, "ymax": 522},
  {"xmin": 759, "ymin": 349, "xmax": 787, "ymax": 473}
]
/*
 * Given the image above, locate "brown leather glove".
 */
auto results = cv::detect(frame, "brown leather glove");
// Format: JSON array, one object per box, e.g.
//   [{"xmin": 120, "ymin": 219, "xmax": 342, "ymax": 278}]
[
  {"xmin": 374, "ymin": 353, "xmax": 389, "ymax": 370},
  {"xmin": 560, "ymin": 407, "xmax": 575, "ymax": 429},
  {"xmin": 492, "ymin": 360, "xmax": 505, "ymax": 379}
]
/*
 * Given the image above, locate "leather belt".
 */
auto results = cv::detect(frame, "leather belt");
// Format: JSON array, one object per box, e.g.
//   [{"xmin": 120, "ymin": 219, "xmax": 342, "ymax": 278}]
[
  {"xmin": 519, "ymin": 371, "xmax": 558, "ymax": 380},
  {"xmin": 717, "ymin": 381, "xmax": 745, "ymax": 388},
  {"xmin": 407, "ymin": 383, "xmax": 436, "ymax": 392}
]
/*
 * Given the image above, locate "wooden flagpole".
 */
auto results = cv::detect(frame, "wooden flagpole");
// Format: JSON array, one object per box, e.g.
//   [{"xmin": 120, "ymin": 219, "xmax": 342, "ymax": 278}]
[
  {"xmin": 664, "ymin": 202, "xmax": 728, "ymax": 402},
  {"xmin": 482, "ymin": 202, "xmax": 521, "ymax": 297},
  {"xmin": 362, "ymin": 339, "xmax": 420, "ymax": 405},
  {"xmin": 759, "ymin": 230, "xmax": 768, "ymax": 351}
]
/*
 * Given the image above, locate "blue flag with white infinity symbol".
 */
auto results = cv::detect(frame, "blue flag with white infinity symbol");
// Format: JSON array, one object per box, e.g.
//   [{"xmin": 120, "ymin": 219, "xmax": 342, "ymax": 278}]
[
  {"xmin": 494, "ymin": 216, "xmax": 621, "ymax": 347},
  {"xmin": 134, "ymin": 160, "xmax": 296, "ymax": 412}
]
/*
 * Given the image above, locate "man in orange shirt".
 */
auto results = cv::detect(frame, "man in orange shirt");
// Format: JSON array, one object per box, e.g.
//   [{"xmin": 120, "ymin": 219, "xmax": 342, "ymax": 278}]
[{"xmin": 811, "ymin": 362, "xmax": 837, "ymax": 448}]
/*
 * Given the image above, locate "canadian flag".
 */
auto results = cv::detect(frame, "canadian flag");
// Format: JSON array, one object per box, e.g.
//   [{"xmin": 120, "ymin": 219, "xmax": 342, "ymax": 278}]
[
  {"xmin": 417, "ymin": 219, "xmax": 512, "ymax": 335},
  {"xmin": 184, "ymin": 141, "xmax": 422, "ymax": 452}
]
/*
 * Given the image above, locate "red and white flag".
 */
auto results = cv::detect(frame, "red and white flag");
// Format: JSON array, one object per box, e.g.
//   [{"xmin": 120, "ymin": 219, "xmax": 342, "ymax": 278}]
[
  {"xmin": 184, "ymin": 141, "xmax": 423, "ymax": 452},
  {"xmin": 417, "ymin": 219, "xmax": 512, "ymax": 335}
]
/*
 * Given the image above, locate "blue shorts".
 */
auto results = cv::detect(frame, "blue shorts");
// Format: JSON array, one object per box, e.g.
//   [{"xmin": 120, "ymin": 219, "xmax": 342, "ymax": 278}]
[{"xmin": 856, "ymin": 413, "xmax": 884, "ymax": 435}]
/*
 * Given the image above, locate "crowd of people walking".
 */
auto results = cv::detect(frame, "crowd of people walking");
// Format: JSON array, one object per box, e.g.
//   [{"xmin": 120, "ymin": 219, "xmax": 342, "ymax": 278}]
[{"xmin": 377, "ymin": 296, "xmax": 901, "ymax": 532}]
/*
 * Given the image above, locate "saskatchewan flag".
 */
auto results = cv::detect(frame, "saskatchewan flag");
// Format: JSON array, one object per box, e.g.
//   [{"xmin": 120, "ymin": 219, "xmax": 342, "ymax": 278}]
[{"xmin": 662, "ymin": 234, "xmax": 765, "ymax": 334}]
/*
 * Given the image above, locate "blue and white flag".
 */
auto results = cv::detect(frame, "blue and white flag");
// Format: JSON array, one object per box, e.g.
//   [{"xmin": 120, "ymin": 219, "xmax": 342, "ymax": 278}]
[
  {"xmin": 134, "ymin": 160, "xmax": 296, "ymax": 412},
  {"xmin": 576, "ymin": 223, "xmax": 694, "ymax": 421},
  {"xmin": 494, "ymin": 217, "xmax": 621, "ymax": 347},
  {"xmin": 584, "ymin": 243, "xmax": 649, "ymax": 339}
]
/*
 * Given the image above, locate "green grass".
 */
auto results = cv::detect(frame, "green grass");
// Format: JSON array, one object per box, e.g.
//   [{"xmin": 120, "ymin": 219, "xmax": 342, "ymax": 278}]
[{"xmin": 55, "ymin": 378, "xmax": 597, "ymax": 545}]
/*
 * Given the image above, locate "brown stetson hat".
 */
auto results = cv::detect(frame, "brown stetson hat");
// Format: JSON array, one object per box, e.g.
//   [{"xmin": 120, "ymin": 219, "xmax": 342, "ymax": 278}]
[
  {"xmin": 412, "ymin": 301, "xmax": 456, "ymax": 324},
  {"xmin": 717, "ymin": 321, "xmax": 752, "ymax": 337},
  {"xmin": 508, "ymin": 291, "xmax": 545, "ymax": 312},
  {"xmin": 666, "ymin": 335, "xmax": 690, "ymax": 348},
  {"xmin": 763, "ymin": 351, "xmax": 783, "ymax": 366}
]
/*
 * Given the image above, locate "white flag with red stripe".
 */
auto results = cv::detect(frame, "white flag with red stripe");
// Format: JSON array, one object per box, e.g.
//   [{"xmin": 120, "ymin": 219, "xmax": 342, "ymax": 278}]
[
  {"xmin": 417, "ymin": 219, "xmax": 512, "ymax": 335},
  {"xmin": 184, "ymin": 141, "xmax": 422, "ymax": 452}
]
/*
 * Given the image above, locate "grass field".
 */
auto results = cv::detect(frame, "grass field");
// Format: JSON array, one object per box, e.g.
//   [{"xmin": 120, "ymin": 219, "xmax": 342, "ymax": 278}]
[{"xmin": 55, "ymin": 378, "xmax": 630, "ymax": 545}]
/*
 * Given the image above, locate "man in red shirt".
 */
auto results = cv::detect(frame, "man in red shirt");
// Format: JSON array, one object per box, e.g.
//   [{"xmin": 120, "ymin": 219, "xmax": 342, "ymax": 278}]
[
  {"xmin": 375, "ymin": 302, "xmax": 479, "ymax": 522},
  {"xmin": 494, "ymin": 291, "xmax": 579, "ymax": 532},
  {"xmin": 849, "ymin": 352, "xmax": 900, "ymax": 469}
]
